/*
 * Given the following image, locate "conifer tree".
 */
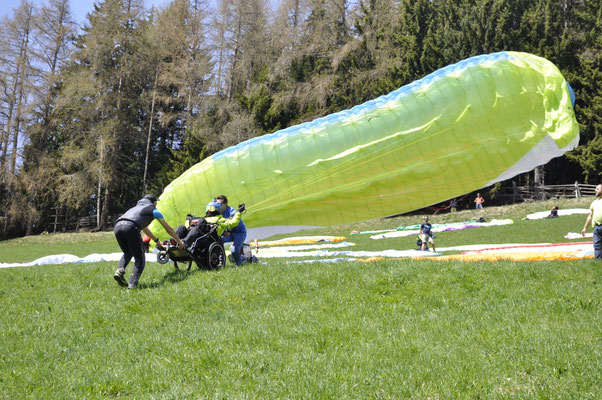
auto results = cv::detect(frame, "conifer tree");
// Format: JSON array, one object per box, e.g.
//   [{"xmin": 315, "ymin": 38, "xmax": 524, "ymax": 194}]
[
  {"xmin": 53, "ymin": 0, "xmax": 148, "ymax": 226},
  {"xmin": 144, "ymin": 0, "xmax": 213, "ymax": 193},
  {"xmin": 19, "ymin": 0, "xmax": 75, "ymax": 235},
  {"xmin": 565, "ymin": 0, "xmax": 602, "ymax": 183},
  {"xmin": 0, "ymin": 1, "xmax": 35, "ymax": 176},
  {"xmin": 207, "ymin": 0, "xmax": 269, "ymax": 149},
  {"xmin": 0, "ymin": 1, "xmax": 36, "ymax": 236}
]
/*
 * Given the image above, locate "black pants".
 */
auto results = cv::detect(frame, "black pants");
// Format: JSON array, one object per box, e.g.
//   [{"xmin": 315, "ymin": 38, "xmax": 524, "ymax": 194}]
[
  {"xmin": 114, "ymin": 222, "xmax": 145, "ymax": 288},
  {"xmin": 176, "ymin": 225, "xmax": 189, "ymax": 242},
  {"xmin": 177, "ymin": 224, "xmax": 205, "ymax": 248}
]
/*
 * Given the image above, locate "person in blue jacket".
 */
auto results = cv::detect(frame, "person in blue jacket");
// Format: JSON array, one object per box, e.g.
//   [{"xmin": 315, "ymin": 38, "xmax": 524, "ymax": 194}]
[
  {"xmin": 113, "ymin": 194, "xmax": 184, "ymax": 289},
  {"xmin": 215, "ymin": 195, "xmax": 247, "ymax": 265}
]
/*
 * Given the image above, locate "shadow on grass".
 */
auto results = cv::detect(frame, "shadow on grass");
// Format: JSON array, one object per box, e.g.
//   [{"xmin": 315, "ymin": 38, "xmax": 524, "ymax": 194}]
[
  {"xmin": 134, "ymin": 261, "xmax": 247, "ymax": 290},
  {"xmin": 141, "ymin": 267, "xmax": 204, "ymax": 289}
]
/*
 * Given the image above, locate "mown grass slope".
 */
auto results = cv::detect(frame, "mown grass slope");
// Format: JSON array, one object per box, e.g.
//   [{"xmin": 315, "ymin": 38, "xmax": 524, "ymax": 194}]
[{"xmin": 0, "ymin": 198, "xmax": 600, "ymax": 399}]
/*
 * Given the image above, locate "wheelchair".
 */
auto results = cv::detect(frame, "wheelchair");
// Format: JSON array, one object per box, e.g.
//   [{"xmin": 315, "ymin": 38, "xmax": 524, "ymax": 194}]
[{"xmin": 156, "ymin": 224, "xmax": 226, "ymax": 271}]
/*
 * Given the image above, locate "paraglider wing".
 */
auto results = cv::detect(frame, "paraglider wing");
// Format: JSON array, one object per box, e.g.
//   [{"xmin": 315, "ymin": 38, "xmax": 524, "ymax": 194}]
[{"xmin": 150, "ymin": 52, "xmax": 579, "ymax": 236}]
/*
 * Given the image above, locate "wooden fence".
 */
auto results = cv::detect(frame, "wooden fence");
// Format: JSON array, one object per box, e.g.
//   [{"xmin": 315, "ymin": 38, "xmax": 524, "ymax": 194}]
[
  {"xmin": 495, "ymin": 182, "xmax": 596, "ymax": 203},
  {"xmin": 49, "ymin": 213, "xmax": 118, "ymax": 233}
]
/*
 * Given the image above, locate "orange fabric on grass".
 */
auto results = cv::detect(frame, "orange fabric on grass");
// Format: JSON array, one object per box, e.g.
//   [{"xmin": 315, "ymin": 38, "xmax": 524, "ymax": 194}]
[
  {"xmin": 257, "ymin": 236, "xmax": 347, "ymax": 247},
  {"xmin": 425, "ymin": 252, "xmax": 593, "ymax": 262}
]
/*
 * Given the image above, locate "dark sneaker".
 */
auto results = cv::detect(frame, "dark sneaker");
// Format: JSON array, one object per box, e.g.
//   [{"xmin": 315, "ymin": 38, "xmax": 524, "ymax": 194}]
[{"xmin": 114, "ymin": 270, "xmax": 127, "ymax": 287}]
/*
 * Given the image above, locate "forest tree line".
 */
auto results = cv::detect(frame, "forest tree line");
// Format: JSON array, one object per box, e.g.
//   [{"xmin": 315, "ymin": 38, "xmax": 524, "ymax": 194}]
[{"xmin": 0, "ymin": 0, "xmax": 601, "ymax": 239}]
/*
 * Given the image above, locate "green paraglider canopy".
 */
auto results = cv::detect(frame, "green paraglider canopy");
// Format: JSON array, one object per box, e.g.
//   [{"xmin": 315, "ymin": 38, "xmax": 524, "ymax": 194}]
[{"xmin": 150, "ymin": 51, "xmax": 579, "ymax": 236}]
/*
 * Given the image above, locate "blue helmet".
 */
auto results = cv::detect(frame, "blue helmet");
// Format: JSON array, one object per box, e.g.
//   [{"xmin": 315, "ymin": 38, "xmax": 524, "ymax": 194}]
[{"xmin": 205, "ymin": 201, "xmax": 221, "ymax": 213}]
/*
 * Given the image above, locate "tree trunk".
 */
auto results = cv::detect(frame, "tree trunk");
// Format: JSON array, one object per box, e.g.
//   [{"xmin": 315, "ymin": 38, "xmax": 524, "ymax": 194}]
[
  {"xmin": 143, "ymin": 65, "xmax": 159, "ymax": 192},
  {"xmin": 10, "ymin": 4, "xmax": 32, "ymax": 174},
  {"xmin": 100, "ymin": 185, "xmax": 111, "ymax": 228},
  {"xmin": 534, "ymin": 166, "xmax": 545, "ymax": 186},
  {"xmin": 10, "ymin": 81, "xmax": 26, "ymax": 174},
  {"xmin": 228, "ymin": 13, "xmax": 243, "ymax": 99},
  {"xmin": 0, "ymin": 93, "xmax": 16, "ymax": 173}
]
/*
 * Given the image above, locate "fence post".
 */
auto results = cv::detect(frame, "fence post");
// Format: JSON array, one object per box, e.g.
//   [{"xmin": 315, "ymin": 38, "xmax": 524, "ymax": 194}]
[
  {"xmin": 63, "ymin": 208, "xmax": 69, "ymax": 232},
  {"xmin": 51, "ymin": 206, "xmax": 59, "ymax": 233},
  {"xmin": 575, "ymin": 181, "xmax": 581, "ymax": 198}
]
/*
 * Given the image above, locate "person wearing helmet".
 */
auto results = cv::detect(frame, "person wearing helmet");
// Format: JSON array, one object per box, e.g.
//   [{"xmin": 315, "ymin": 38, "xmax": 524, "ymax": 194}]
[
  {"xmin": 215, "ymin": 195, "xmax": 247, "ymax": 265},
  {"xmin": 204, "ymin": 201, "xmax": 243, "ymax": 238},
  {"xmin": 113, "ymin": 194, "xmax": 185, "ymax": 289}
]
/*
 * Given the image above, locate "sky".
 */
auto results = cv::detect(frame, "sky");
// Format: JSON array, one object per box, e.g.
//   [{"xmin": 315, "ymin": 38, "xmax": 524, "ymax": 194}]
[{"xmin": 2, "ymin": 0, "xmax": 172, "ymax": 26}]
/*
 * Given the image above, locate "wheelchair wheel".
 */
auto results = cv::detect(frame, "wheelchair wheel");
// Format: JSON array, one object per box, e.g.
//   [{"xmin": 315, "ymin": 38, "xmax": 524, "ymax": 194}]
[
  {"xmin": 206, "ymin": 242, "xmax": 225, "ymax": 270},
  {"xmin": 157, "ymin": 251, "xmax": 170, "ymax": 264}
]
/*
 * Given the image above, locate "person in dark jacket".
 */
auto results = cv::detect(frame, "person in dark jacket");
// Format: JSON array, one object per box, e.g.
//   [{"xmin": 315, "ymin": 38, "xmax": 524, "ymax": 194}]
[
  {"xmin": 419, "ymin": 216, "xmax": 436, "ymax": 252},
  {"xmin": 547, "ymin": 206, "xmax": 559, "ymax": 218},
  {"xmin": 113, "ymin": 194, "xmax": 184, "ymax": 289}
]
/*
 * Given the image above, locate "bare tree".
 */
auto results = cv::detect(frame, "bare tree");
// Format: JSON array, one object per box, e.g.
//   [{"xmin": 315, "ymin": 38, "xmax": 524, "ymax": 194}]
[
  {"xmin": 16, "ymin": 0, "xmax": 75, "ymax": 235},
  {"xmin": 211, "ymin": 0, "xmax": 270, "ymax": 99},
  {"xmin": 0, "ymin": 1, "xmax": 38, "ymax": 237},
  {"xmin": 154, "ymin": 0, "xmax": 213, "ymax": 125},
  {"xmin": 30, "ymin": 0, "xmax": 75, "ymax": 128},
  {"xmin": 0, "ymin": 1, "xmax": 35, "ymax": 176},
  {"xmin": 271, "ymin": 0, "xmax": 311, "ymax": 74},
  {"xmin": 52, "ymin": 0, "xmax": 147, "ymax": 227}
]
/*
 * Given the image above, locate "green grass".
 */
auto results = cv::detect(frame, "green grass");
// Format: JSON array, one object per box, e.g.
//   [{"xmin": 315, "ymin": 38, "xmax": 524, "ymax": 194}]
[
  {"xmin": 0, "ymin": 198, "xmax": 600, "ymax": 399},
  {"xmin": 0, "ymin": 231, "xmax": 117, "ymax": 263}
]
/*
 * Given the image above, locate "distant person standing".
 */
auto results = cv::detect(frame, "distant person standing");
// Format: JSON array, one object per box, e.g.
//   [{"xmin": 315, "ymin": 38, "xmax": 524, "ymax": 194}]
[
  {"xmin": 113, "ymin": 194, "xmax": 185, "ymax": 289},
  {"xmin": 450, "ymin": 198, "xmax": 458, "ymax": 212},
  {"xmin": 581, "ymin": 184, "xmax": 602, "ymax": 259},
  {"xmin": 419, "ymin": 216, "xmax": 436, "ymax": 252},
  {"xmin": 474, "ymin": 193, "xmax": 484, "ymax": 209}
]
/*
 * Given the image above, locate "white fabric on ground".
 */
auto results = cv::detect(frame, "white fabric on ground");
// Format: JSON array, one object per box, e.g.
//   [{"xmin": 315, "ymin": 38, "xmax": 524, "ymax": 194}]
[
  {"xmin": 564, "ymin": 232, "xmax": 593, "ymax": 239},
  {"xmin": 0, "ymin": 252, "xmax": 158, "ymax": 269},
  {"xmin": 370, "ymin": 219, "xmax": 513, "ymax": 239},
  {"xmin": 525, "ymin": 208, "xmax": 590, "ymax": 220},
  {"xmin": 258, "ymin": 249, "xmax": 439, "ymax": 259},
  {"xmin": 3, "ymin": 235, "xmax": 592, "ymax": 269}
]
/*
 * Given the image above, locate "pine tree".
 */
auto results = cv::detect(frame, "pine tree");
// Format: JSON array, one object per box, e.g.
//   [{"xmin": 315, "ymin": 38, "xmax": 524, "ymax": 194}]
[
  {"xmin": 207, "ymin": 0, "xmax": 270, "ymax": 149},
  {"xmin": 53, "ymin": 0, "xmax": 149, "ymax": 226},
  {"xmin": 0, "ymin": 1, "xmax": 36, "ymax": 237},
  {"xmin": 19, "ymin": 0, "xmax": 75, "ymax": 235},
  {"xmin": 565, "ymin": 0, "xmax": 602, "ymax": 183},
  {"xmin": 0, "ymin": 1, "xmax": 35, "ymax": 176},
  {"xmin": 144, "ymin": 0, "xmax": 214, "ymax": 193}
]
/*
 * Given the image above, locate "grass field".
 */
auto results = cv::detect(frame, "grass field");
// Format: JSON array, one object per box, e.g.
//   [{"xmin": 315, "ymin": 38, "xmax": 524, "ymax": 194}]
[{"xmin": 0, "ymin": 198, "xmax": 600, "ymax": 399}]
